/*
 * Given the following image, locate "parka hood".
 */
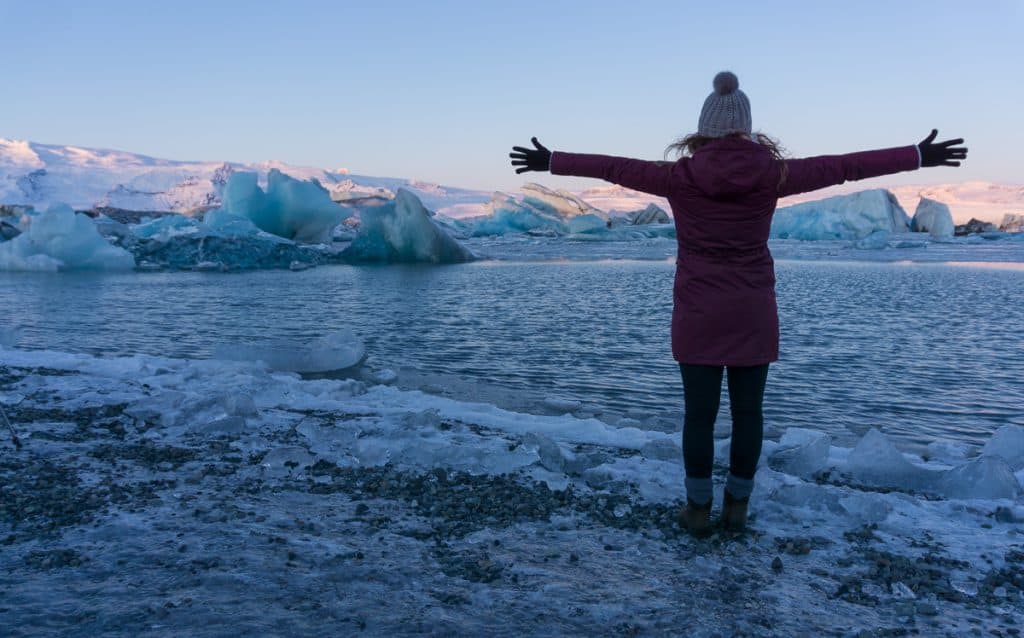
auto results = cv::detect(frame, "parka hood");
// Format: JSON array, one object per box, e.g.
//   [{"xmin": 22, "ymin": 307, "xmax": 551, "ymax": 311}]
[{"xmin": 688, "ymin": 137, "xmax": 776, "ymax": 198}]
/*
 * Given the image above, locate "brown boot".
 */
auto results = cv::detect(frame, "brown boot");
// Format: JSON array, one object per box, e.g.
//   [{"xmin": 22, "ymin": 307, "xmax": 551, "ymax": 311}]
[
  {"xmin": 721, "ymin": 490, "xmax": 749, "ymax": 530},
  {"xmin": 678, "ymin": 499, "xmax": 713, "ymax": 537}
]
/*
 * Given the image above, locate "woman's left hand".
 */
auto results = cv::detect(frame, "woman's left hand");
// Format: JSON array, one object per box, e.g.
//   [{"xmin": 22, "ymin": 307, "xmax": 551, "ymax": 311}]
[{"xmin": 509, "ymin": 137, "xmax": 551, "ymax": 174}]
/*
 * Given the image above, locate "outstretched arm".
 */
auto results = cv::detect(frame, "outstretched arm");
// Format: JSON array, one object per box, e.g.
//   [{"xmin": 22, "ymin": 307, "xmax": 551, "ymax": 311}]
[
  {"xmin": 779, "ymin": 130, "xmax": 967, "ymax": 198},
  {"xmin": 510, "ymin": 137, "xmax": 674, "ymax": 197}
]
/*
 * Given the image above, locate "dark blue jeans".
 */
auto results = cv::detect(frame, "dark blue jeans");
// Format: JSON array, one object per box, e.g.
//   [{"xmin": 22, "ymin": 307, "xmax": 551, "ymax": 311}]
[{"xmin": 679, "ymin": 364, "xmax": 769, "ymax": 481}]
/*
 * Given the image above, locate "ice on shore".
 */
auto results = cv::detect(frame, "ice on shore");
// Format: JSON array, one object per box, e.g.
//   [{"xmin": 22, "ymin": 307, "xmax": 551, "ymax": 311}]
[
  {"xmin": 938, "ymin": 455, "xmax": 1020, "ymax": 500},
  {"xmin": 212, "ymin": 169, "xmax": 349, "ymax": 243},
  {"xmin": 0, "ymin": 204, "xmax": 135, "ymax": 271},
  {"xmin": 213, "ymin": 329, "xmax": 367, "ymax": 374},
  {"xmin": 982, "ymin": 424, "xmax": 1024, "ymax": 470},
  {"xmin": 341, "ymin": 189, "xmax": 474, "ymax": 264},
  {"xmin": 767, "ymin": 427, "xmax": 831, "ymax": 478},
  {"xmin": 846, "ymin": 428, "xmax": 935, "ymax": 488},
  {"xmin": 771, "ymin": 189, "xmax": 910, "ymax": 240}
]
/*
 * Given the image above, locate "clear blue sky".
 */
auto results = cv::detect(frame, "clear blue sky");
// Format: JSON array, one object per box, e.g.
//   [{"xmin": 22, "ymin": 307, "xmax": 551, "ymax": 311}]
[{"xmin": 2, "ymin": 0, "xmax": 1021, "ymax": 191}]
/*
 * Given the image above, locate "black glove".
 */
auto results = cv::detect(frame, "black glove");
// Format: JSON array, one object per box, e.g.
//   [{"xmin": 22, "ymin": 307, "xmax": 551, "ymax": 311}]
[
  {"xmin": 509, "ymin": 137, "xmax": 551, "ymax": 174},
  {"xmin": 917, "ymin": 129, "xmax": 967, "ymax": 167}
]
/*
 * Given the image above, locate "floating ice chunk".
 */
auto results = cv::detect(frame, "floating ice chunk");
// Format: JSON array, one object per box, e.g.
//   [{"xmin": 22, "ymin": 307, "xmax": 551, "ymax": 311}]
[
  {"xmin": 838, "ymin": 493, "xmax": 891, "ymax": 524},
  {"xmin": 341, "ymin": 189, "xmax": 474, "ymax": 264},
  {"xmin": 523, "ymin": 432, "xmax": 569, "ymax": 473},
  {"xmin": 853, "ymin": 230, "xmax": 890, "ymax": 250},
  {"xmin": 521, "ymin": 183, "xmax": 602, "ymax": 218},
  {"xmin": 846, "ymin": 428, "xmax": 932, "ymax": 489},
  {"xmin": 567, "ymin": 214, "xmax": 608, "ymax": 234},
  {"xmin": 925, "ymin": 439, "xmax": 973, "ymax": 464},
  {"xmin": 627, "ymin": 204, "xmax": 670, "ymax": 225},
  {"xmin": 911, "ymin": 198, "xmax": 954, "ymax": 239},
  {"xmin": 202, "ymin": 206, "xmax": 265, "ymax": 237},
  {"xmin": 768, "ymin": 428, "xmax": 831, "ymax": 478},
  {"xmin": 0, "ymin": 204, "xmax": 135, "ymax": 271},
  {"xmin": 220, "ymin": 392, "xmax": 258, "ymax": 417},
  {"xmin": 367, "ymin": 368, "xmax": 398, "ymax": 385},
  {"xmin": 543, "ymin": 398, "xmax": 582, "ymax": 414},
  {"xmin": 214, "ymin": 330, "xmax": 366, "ymax": 374},
  {"xmin": 131, "ymin": 214, "xmax": 205, "ymax": 241},
  {"xmin": 214, "ymin": 170, "xmax": 349, "ymax": 243},
  {"xmin": 470, "ymin": 193, "xmax": 567, "ymax": 236},
  {"xmin": 981, "ymin": 424, "xmax": 1024, "ymax": 470},
  {"xmin": 938, "ymin": 456, "xmax": 1019, "ymax": 500},
  {"xmin": 193, "ymin": 416, "xmax": 247, "ymax": 435},
  {"xmin": 640, "ymin": 437, "xmax": 681, "ymax": 463},
  {"xmin": 771, "ymin": 189, "xmax": 910, "ymax": 240}
]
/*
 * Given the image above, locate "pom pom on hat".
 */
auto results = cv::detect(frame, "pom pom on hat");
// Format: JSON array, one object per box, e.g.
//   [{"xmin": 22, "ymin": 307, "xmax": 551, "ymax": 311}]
[
  {"xmin": 698, "ymin": 71, "xmax": 751, "ymax": 137},
  {"xmin": 713, "ymin": 71, "xmax": 739, "ymax": 95}
]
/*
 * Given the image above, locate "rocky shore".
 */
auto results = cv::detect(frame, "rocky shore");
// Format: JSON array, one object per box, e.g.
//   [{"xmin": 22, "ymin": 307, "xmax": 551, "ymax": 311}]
[{"xmin": 0, "ymin": 359, "xmax": 1022, "ymax": 637}]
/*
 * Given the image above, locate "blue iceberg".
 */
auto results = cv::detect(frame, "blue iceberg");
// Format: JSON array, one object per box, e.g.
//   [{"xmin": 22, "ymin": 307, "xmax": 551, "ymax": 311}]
[
  {"xmin": 341, "ymin": 189, "xmax": 474, "ymax": 264},
  {"xmin": 212, "ymin": 169, "xmax": 350, "ymax": 243}
]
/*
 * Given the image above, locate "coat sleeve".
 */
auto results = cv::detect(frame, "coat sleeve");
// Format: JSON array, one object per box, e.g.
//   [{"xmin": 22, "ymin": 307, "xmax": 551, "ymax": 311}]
[
  {"xmin": 550, "ymin": 151, "xmax": 674, "ymax": 197},
  {"xmin": 778, "ymin": 146, "xmax": 920, "ymax": 198}
]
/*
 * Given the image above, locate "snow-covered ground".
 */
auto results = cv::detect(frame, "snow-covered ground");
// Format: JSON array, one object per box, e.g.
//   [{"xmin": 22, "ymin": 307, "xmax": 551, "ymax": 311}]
[{"xmin": 1, "ymin": 345, "xmax": 1022, "ymax": 636}]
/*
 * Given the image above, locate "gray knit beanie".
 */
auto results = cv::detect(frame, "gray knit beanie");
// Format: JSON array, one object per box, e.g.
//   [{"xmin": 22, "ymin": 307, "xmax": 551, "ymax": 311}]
[{"xmin": 697, "ymin": 71, "xmax": 752, "ymax": 138}]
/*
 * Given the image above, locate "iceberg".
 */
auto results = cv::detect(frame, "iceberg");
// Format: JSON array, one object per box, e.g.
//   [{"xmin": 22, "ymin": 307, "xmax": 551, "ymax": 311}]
[
  {"xmin": 911, "ymin": 198, "xmax": 954, "ymax": 238},
  {"xmin": 771, "ymin": 189, "xmax": 910, "ymax": 240},
  {"xmin": 521, "ymin": 183, "xmax": 602, "ymax": 218},
  {"xmin": 340, "ymin": 189, "xmax": 474, "ymax": 264},
  {"xmin": 213, "ymin": 169, "xmax": 349, "ymax": 243},
  {"xmin": 627, "ymin": 204, "xmax": 671, "ymax": 225},
  {"xmin": 0, "ymin": 203, "xmax": 135, "ymax": 271},
  {"xmin": 470, "ymin": 193, "xmax": 567, "ymax": 236},
  {"xmin": 1000, "ymin": 213, "xmax": 1024, "ymax": 233}
]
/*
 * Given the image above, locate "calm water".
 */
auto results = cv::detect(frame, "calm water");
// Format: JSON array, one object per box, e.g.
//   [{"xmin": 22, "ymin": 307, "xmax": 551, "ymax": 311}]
[{"xmin": 3, "ymin": 258, "xmax": 1023, "ymax": 451}]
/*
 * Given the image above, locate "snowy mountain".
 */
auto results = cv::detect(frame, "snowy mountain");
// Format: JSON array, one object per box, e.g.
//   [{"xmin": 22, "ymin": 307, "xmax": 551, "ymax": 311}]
[
  {"xmin": 2, "ymin": 138, "xmax": 1020, "ymax": 224},
  {"xmin": 0, "ymin": 138, "xmax": 494, "ymax": 218}
]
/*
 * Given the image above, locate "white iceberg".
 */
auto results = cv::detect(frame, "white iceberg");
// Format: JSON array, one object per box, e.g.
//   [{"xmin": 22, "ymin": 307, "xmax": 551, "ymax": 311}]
[
  {"xmin": 911, "ymin": 198, "xmax": 954, "ymax": 238},
  {"xmin": 212, "ymin": 169, "xmax": 349, "ymax": 243},
  {"xmin": 0, "ymin": 204, "xmax": 135, "ymax": 271},
  {"xmin": 341, "ymin": 189, "xmax": 474, "ymax": 264},
  {"xmin": 771, "ymin": 189, "xmax": 910, "ymax": 240}
]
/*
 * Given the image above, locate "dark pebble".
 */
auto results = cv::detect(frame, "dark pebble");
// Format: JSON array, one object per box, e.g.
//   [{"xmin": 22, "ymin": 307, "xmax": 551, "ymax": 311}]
[{"xmin": 771, "ymin": 556, "xmax": 783, "ymax": 572}]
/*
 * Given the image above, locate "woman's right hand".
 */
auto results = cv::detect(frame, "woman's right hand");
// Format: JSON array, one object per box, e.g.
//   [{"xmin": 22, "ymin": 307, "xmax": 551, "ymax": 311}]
[{"xmin": 917, "ymin": 129, "xmax": 968, "ymax": 167}]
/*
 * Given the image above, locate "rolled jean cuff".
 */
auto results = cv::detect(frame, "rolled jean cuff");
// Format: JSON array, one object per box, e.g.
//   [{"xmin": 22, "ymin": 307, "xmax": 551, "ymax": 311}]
[
  {"xmin": 726, "ymin": 473, "xmax": 755, "ymax": 500},
  {"xmin": 685, "ymin": 476, "xmax": 713, "ymax": 506}
]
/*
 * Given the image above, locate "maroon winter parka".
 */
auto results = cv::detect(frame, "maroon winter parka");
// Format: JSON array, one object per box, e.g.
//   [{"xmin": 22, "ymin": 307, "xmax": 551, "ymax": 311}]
[{"xmin": 550, "ymin": 137, "xmax": 920, "ymax": 366}]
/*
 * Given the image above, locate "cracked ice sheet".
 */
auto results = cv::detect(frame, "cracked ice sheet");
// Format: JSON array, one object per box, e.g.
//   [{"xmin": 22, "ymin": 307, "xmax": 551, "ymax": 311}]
[{"xmin": 0, "ymin": 346, "xmax": 1022, "ymax": 637}]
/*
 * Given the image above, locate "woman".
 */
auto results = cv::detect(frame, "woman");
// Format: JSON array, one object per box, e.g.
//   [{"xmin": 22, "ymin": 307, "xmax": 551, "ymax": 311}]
[{"xmin": 509, "ymin": 71, "xmax": 967, "ymax": 534}]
